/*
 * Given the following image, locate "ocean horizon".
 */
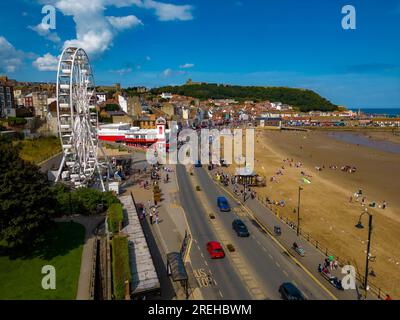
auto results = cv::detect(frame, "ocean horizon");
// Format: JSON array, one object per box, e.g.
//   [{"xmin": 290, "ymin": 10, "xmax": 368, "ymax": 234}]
[{"xmin": 350, "ymin": 108, "xmax": 400, "ymax": 117}]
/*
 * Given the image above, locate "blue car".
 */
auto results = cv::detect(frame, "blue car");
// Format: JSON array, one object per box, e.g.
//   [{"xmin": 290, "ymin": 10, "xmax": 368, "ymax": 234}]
[
  {"xmin": 217, "ymin": 196, "xmax": 230, "ymax": 212},
  {"xmin": 195, "ymin": 160, "xmax": 202, "ymax": 167},
  {"xmin": 232, "ymin": 219, "xmax": 249, "ymax": 237},
  {"xmin": 279, "ymin": 282, "xmax": 305, "ymax": 300}
]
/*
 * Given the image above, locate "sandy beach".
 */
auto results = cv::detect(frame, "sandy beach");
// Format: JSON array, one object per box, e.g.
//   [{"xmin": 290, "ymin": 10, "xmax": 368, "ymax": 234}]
[{"xmin": 222, "ymin": 128, "xmax": 400, "ymax": 297}]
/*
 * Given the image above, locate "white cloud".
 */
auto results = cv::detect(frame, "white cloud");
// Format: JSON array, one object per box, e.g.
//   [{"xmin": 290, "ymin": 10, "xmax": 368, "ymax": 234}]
[
  {"xmin": 106, "ymin": 15, "xmax": 143, "ymax": 31},
  {"xmin": 179, "ymin": 63, "xmax": 194, "ymax": 69},
  {"xmin": 110, "ymin": 67, "xmax": 133, "ymax": 75},
  {"xmin": 143, "ymin": 0, "xmax": 194, "ymax": 21},
  {"xmin": 36, "ymin": 0, "xmax": 193, "ymax": 58},
  {"xmin": 33, "ymin": 53, "xmax": 59, "ymax": 71},
  {"xmin": 28, "ymin": 23, "xmax": 61, "ymax": 43},
  {"xmin": 162, "ymin": 68, "xmax": 173, "ymax": 77},
  {"xmin": 0, "ymin": 37, "xmax": 25, "ymax": 73}
]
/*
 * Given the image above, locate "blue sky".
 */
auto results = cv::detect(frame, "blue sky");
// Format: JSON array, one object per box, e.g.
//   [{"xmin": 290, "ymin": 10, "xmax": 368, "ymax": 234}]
[{"xmin": 0, "ymin": 0, "xmax": 399, "ymax": 109}]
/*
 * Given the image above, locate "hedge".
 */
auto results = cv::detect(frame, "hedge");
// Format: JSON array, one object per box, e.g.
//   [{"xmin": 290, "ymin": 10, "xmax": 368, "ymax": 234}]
[
  {"xmin": 108, "ymin": 203, "xmax": 123, "ymax": 233},
  {"xmin": 112, "ymin": 236, "xmax": 131, "ymax": 300},
  {"xmin": 7, "ymin": 117, "xmax": 27, "ymax": 126},
  {"xmin": 52, "ymin": 183, "xmax": 120, "ymax": 216}
]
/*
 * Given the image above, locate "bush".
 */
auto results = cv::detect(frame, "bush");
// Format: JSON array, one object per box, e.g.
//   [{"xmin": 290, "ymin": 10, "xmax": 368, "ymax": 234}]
[
  {"xmin": 108, "ymin": 203, "xmax": 123, "ymax": 233},
  {"xmin": 104, "ymin": 104, "xmax": 120, "ymax": 111},
  {"xmin": 112, "ymin": 236, "xmax": 131, "ymax": 300},
  {"xmin": 52, "ymin": 184, "xmax": 120, "ymax": 216},
  {"xmin": 7, "ymin": 117, "xmax": 27, "ymax": 126}
]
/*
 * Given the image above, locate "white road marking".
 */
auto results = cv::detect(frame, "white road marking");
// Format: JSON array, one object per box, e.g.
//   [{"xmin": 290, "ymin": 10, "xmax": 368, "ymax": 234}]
[
  {"xmin": 219, "ymin": 290, "xmax": 223, "ymax": 298},
  {"xmin": 268, "ymin": 254, "xmax": 273, "ymax": 259},
  {"xmin": 283, "ymin": 270, "xmax": 289, "ymax": 277},
  {"xmin": 276, "ymin": 262, "xmax": 281, "ymax": 268},
  {"xmin": 262, "ymin": 247, "xmax": 267, "ymax": 252},
  {"xmin": 204, "ymin": 261, "xmax": 208, "ymax": 266}
]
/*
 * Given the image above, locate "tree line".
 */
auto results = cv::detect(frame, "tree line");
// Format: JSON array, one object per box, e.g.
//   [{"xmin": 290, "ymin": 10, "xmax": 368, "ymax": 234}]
[{"xmin": 151, "ymin": 83, "xmax": 338, "ymax": 112}]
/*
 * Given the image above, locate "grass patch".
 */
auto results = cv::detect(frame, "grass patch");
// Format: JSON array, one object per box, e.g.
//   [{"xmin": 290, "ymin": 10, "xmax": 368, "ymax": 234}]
[
  {"xmin": 16, "ymin": 136, "xmax": 61, "ymax": 164},
  {"xmin": 0, "ymin": 222, "xmax": 85, "ymax": 300},
  {"xmin": 111, "ymin": 236, "xmax": 131, "ymax": 300},
  {"xmin": 107, "ymin": 203, "xmax": 123, "ymax": 233}
]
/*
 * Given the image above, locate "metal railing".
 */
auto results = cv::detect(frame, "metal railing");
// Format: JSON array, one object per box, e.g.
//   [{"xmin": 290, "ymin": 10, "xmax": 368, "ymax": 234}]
[{"xmin": 256, "ymin": 194, "xmax": 389, "ymax": 299}]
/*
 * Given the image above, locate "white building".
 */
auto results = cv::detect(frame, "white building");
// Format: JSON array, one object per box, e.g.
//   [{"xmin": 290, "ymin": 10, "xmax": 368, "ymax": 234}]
[
  {"xmin": 96, "ymin": 92, "xmax": 107, "ymax": 103},
  {"xmin": 160, "ymin": 92, "xmax": 173, "ymax": 99},
  {"xmin": 118, "ymin": 94, "xmax": 128, "ymax": 113}
]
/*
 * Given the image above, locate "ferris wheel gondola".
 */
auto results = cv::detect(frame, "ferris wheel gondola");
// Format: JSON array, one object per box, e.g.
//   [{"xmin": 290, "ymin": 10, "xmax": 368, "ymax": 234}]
[{"xmin": 54, "ymin": 47, "xmax": 111, "ymax": 191}]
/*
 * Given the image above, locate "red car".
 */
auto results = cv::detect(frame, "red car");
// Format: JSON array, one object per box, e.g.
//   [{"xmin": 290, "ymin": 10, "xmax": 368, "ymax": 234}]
[{"xmin": 207, "ymin": 241, "xmax": 225, "ymax": 259}]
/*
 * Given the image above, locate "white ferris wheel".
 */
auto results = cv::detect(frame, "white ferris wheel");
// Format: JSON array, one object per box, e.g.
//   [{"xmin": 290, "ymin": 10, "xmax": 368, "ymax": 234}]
[{"xmin": 55, "ymin": 47, "xmax": 111, "ymax": 191}]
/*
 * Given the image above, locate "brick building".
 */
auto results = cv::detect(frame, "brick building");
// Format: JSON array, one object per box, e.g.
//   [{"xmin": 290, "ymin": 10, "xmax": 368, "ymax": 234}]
[{"xmin": 0, "ymin": 76, "xmax": 16, "ymax": 117}]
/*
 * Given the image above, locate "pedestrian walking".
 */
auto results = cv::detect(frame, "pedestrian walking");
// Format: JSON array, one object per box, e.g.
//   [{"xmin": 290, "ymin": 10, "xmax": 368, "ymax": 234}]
[
  {"xmin": 382, "ymin": 200, "xmax": 387, "ymax": 209},
  {"xmin": 155, "ymin": 212, "xmax": 159, "ymax": 224},
  {"xmin": 149, "ymin": 211, "xmax": 153, "ymax": 225},
  {"xmin": 334, "ymin": 260, "xmax": 339, "ymax": 270},
  {"xmin": 147, "ymin": 199, "xmax": 151, "ymax": 209}
]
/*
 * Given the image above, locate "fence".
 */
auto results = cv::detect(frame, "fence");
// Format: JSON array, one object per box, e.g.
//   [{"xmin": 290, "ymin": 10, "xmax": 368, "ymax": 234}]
[{"xmin": 254, "ymin": 193, "xmax": 389, "ymax": 299}]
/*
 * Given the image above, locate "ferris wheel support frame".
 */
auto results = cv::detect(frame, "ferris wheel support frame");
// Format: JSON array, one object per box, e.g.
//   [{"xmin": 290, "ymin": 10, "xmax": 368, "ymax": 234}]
[{"xmin": 54, "ymin": 47, "xmax": 112, "ymax": 192}]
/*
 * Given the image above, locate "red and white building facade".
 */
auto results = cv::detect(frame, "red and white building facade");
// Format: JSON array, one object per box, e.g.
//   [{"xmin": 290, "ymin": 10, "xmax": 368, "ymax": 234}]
[{"xmin": 97, "ymin": 117, "xmax": 169, "ymax": 149}]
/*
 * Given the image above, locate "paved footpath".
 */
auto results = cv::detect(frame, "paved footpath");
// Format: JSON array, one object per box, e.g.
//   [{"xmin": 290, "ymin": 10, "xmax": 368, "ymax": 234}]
[{"xmin": 123, "ymin": 155, "xmax": 203, "ymax": 299}]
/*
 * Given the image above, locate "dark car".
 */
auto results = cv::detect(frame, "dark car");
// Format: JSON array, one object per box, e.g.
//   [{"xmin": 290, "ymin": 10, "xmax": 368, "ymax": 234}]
[
  {"xmin": 232, "ymin": 219, "xmax": 250, "ymax": 237},
  {"xmin": 195, "ymin": 160, "xmax": 202, "ymax": 167},
  {"xmin": 217, "ymin": 196, "xmax": 230, "ymax": 212},
  {"xmin": 279, "ymin": 283, "xmax": 306, "ymax": 300}
]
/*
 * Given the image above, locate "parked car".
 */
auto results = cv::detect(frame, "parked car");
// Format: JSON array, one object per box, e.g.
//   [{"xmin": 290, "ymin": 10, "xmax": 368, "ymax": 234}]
[
  {"xmin": 232, "ymin": 219, "xmax": 250, "ymax": 237},
  {"xmin": 195, "ymin": 160, "xmax": 202, "ymax": 167},
  {"xmin": 292, "ymin": 242, "xmax": 305, "ymax": 257},
  {"xmin": 206, "ymin": 241, "xmax": 225, "ymax": 259},
  {"xmin": 217, "ymin": 196, "xmax": 231, "ymax": 212},
  {"xmin": 279, "ymin": 282, "xmax": 305, "ymax": 300},
  {"xmin": 274, "ymin": 226, "xmax": 282, "ymax": 236}
]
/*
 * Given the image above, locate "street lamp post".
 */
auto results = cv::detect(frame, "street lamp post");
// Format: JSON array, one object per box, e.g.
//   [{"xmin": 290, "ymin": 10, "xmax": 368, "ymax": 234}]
[
  {"xmin": 355, "ymin": 211, "xmax": 373, "ymax": 299},
  {"xmin": 297, "ymin": 186, "xmax": 303, "ymax": 236}
]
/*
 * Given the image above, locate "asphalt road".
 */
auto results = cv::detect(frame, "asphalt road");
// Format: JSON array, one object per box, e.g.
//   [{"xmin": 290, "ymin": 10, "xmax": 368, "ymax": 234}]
[
  {"xmin": 176, "ymin": 164, "xmax": 252, "ymax": 300},
  {"xmin": 194, "ymin": 166, "xmax": 335, "ymax": 300}
]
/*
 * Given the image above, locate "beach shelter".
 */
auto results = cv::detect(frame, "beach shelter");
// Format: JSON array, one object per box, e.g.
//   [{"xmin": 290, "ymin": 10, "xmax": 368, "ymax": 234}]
[{"xmin": 302, "ymin": 178, "xmax": 311, "ymax": 184}]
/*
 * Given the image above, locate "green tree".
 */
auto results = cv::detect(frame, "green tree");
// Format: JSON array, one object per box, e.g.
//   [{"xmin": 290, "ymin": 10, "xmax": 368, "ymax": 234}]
[{"xmin": 0, "ymin": 142, "xmax": 56, "ymax": 247}]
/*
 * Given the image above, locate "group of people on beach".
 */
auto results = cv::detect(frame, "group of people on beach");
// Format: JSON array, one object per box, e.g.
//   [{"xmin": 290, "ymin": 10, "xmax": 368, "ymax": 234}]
[{"xmin": 350, "ymin": 189, "xmax": 387, "ymax": 210}]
